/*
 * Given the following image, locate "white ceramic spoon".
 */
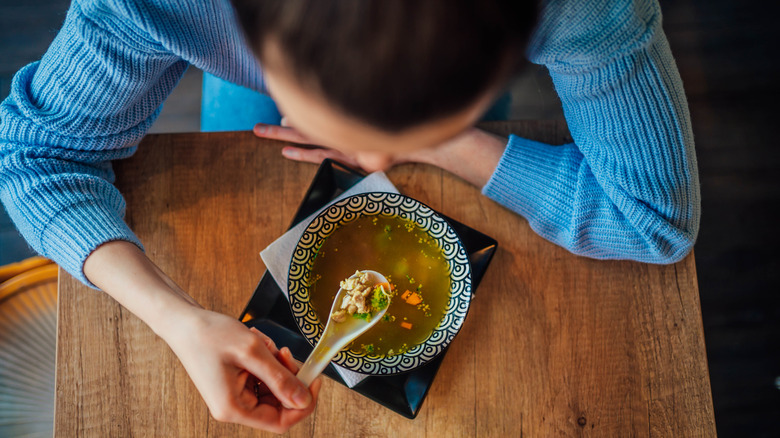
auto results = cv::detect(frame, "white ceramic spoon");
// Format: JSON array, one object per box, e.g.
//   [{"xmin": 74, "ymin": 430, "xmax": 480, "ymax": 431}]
[{"xmin": 296, "ymin": 270, "xmax": 390, "ymax": 387}]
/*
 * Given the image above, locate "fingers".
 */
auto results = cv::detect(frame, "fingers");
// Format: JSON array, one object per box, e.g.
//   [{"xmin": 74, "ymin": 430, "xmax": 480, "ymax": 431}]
[
  {"xmin": 237, "ymin": 371, "xmax": 259, "ymax": 409},
  {"xmin": 253, "ymin": 120, "xmax": 363, "ymax": 169},
  {"xmin": 275, "ymin": 377, "xmax": 322, "ymax": 429},
  {"xmin": 245, "ymin": 331, "xmax": 308, "ymax": 403},
  {"xmin": 281, "ymin": 146, "xmax": 362, "ymax": 168},
  {"xmin": 276, "ymin": 347, "xmax": 301, "ymax": 375},
  {"xmin": 249, "ymin": 327, "xmax": 278, "ymax": 356},
  {"xmin": 276, "ymin": 347, "xmax": 320, "ymax": 405},
  {"xmin": 253, "ymin": 123, "xmax": 310, "ymax": 144},
  {"xmin": 232, "ymin": 346, "xmax": 321, "ymax": 434},
  {"xmin": 239, "ymin": 335, "xmax": 313, "ymax": 411},
  {"xmin": 237, "ymin": 392, "xmax": 316, "ymax": 435},
  {"xmin": 242, "ymin": 377, "xmax": 321, "ymax": 433}
]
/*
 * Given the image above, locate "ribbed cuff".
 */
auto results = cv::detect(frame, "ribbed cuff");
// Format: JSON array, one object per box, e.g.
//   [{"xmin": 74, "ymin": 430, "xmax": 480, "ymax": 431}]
[
  {"xmin": 40, "ymin": 200, "xmax": 143, "ymax": 288},
  {"xmin": 482, "ymin": 135, "xmax": 579, "ymax": 233}
]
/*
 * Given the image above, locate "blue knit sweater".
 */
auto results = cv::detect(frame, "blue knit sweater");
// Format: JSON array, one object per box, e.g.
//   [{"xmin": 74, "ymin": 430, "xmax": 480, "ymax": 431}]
[{"xmin": 0, "ymin": 0, "xmax": 700, "ymax": 285}]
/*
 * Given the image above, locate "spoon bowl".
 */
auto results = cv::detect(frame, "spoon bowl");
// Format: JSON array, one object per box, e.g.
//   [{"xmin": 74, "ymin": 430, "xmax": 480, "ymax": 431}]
[{"xmin": 296, "ymin": 270, "xmax": 389, "ymax": 386}]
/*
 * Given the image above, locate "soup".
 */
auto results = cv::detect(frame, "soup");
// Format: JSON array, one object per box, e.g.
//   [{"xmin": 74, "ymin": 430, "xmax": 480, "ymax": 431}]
[{"xmin": 307, "ymin": 214, "xmax": 450, "ymax": 356}]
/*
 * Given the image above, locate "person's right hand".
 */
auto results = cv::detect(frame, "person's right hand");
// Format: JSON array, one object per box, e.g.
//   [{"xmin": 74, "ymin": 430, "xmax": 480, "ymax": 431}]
[
  {"xmin": 83, "ymin": 241, "xmax": 322, "ymax": 434},
  {"xmin": 163, "ymin": 307, "xmax": 322, "ymax": 433}
]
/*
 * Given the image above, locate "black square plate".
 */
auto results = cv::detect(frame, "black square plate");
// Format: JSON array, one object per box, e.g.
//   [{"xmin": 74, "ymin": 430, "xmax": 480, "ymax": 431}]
[{"xmin": 240, "ymin": 159, "xmax": 497, "ymax": 419}]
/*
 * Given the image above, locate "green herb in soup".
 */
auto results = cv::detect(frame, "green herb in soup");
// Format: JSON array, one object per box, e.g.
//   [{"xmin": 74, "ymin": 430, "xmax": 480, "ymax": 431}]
[{"xmin": 308, "ymin": 214, "xmax": 450, "ymax": 356}]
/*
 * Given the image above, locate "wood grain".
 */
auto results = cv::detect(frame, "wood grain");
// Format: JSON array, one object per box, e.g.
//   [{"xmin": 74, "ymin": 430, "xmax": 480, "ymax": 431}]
[{"xmin": 55, "ymin": 122, "xmax": 715, "ymax": 437}]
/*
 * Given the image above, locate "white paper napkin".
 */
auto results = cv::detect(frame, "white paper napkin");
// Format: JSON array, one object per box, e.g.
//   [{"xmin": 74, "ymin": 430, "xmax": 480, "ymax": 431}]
[{"xmin": 259, "ymin": 171, "xmax": 399, "ymax": 387}]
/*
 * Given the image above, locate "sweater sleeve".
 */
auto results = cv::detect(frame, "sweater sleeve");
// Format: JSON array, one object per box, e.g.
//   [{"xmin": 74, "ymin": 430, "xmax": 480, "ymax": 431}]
[
  {"xmin": 482, "ymin": 0, "xmax": 700, "ymax": 263},
  {"xmin": 0, "ymin": 0, "xmax": 189, "ymax": 285}
]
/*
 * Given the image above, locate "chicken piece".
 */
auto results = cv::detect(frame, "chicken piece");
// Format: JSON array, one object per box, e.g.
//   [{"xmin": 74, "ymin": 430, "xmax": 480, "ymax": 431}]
[
  {"xmin": 354, "ymin": 294, "xmax": 368, "ymax": 314},
  {"xmin": 347, "ymin": 303, "xmax": 358, "ymax": 315},
  {"xmin": 331, "ymin": 310, "xmax": 347, "ymax": 323},
  {"xmin": 340, "ymin": 294, "xmax": 352, "ymax": 310},
  {"xmin": 340, "ymin": 277, "xmax": 358, "ymax": 290}
]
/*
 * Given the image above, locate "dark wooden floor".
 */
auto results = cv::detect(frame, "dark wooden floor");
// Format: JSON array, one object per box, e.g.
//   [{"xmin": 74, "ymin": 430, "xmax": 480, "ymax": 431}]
[{"xmin": 1, "ymin": 0, "xmax": 778, "ymax": 435}]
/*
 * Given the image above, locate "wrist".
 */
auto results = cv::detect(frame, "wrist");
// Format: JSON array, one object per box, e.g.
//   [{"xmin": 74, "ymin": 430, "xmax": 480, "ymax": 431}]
[
  {"xmin": 418, "ymin": 127, "xmax": 507, "ymax": 187},
  {"xmin": 139, "ymin": 285, "xmax": 205, "ymax": 341},
  {"xmin": 84, "ymin": 240, "xmax": 204, "ymax": 339}
]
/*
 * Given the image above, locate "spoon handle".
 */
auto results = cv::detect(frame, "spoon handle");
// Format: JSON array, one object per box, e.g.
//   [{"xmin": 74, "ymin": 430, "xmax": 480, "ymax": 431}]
[{"xmin": 296, "ymin": 333, "xmax": 345, "ymax": 387}]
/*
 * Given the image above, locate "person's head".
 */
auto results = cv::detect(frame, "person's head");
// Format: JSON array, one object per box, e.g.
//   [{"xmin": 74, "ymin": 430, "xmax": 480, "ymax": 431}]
[{"xmin": 231, "ymin": 0, "xmax": 538, "ymax": 170}]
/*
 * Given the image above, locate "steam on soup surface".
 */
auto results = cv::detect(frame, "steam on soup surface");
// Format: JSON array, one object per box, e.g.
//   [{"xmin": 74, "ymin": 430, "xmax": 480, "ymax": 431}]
[{"xmin": 307, "ymin": 214, "xmax": 450, "ymax": 356}]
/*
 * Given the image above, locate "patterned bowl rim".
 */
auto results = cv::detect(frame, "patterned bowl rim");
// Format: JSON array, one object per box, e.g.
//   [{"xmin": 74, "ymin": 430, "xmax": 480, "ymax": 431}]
[{"xmin": 287, "ymin": 192, "xmax": 473, "ymax": 375}]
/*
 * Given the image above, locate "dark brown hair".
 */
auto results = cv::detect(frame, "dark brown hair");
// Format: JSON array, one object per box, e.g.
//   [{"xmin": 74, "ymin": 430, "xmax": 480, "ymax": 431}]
[{"xmin": 231, "ymin": 0, "xmax": 537, "ymax": 132}]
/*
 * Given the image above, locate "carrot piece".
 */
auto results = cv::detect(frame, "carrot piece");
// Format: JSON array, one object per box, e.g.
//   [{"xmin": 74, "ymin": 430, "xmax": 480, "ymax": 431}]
[
  {"xmin": 400, "ymin": 322, "xmax": 413, "ymax": 329},
  {"xmin": 401, "ymin": 290, "xmax": 413, "ymax": 300},
  {"xmin": 405, "ymin": 292, "xmax": 423, "ymax": 306}
]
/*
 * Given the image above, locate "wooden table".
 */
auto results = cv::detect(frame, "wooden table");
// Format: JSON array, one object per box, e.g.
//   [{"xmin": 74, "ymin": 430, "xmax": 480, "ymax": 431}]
[{"xmin": 55, "ymin": 121, "xmax": 716, "ymax": 437}]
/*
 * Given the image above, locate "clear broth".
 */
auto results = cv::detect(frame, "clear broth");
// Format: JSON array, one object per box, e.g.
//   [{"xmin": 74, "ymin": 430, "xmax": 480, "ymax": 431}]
[{"xmin": 307, "ymin": 214, "xmax": 450, "ymax": 356}]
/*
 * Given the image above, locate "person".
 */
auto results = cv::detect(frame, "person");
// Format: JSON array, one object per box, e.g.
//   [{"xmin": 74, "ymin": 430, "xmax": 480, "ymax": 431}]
[{"xmin": 0, "ymin": 0, "xmax": 700, "ymax": 433}]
